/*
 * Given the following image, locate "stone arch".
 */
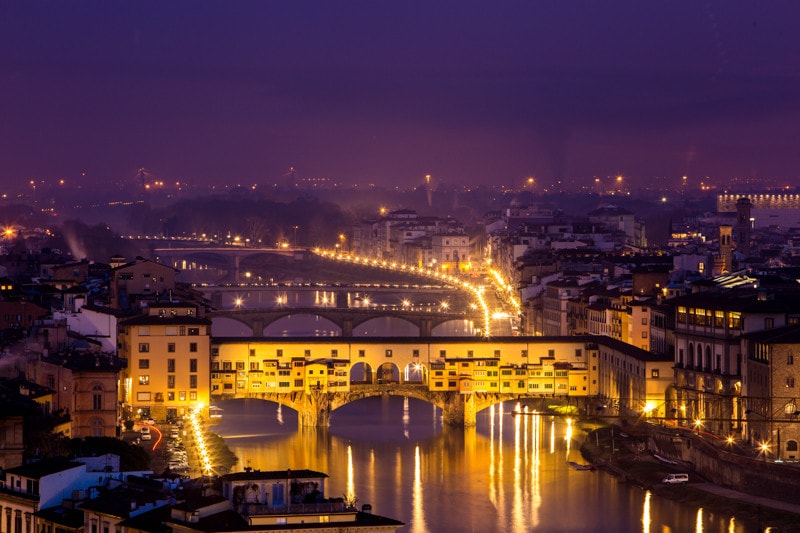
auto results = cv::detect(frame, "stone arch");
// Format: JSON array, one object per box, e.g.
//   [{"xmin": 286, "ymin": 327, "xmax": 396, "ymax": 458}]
[
  {"xmin": 377, "ymin": 362, "xmax": 400, "ymax": 384},
  {"xmin": 263, "ymin": 314, "xmax": 341, "ymax": 336},
  {"xmin": 350, "ymin": 362, "xmax": 373, "ymax": 384},
  {"xmin": 212, "ymin": 316, "xmax": 255, "ymax": 336},
  {"xmin": 402, "ymin": 362, "xmax": 428, "ymax": 384},
  {"xmin": 352, "ymin": 316, "xmax": 419, "ymax": 336},
  {"xmin": 786, "ymin": 440, "xmax": 799, "ymax": 452},
  {"xmin": 431, "ymin": 318, "xmax": 476, "ymax": 336}
]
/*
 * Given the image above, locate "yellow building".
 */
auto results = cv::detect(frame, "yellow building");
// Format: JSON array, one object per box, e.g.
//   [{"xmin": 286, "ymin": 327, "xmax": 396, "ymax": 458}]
[{"xmin": 119, "ymin": 304, "xmax": 211, "ymax": 422}]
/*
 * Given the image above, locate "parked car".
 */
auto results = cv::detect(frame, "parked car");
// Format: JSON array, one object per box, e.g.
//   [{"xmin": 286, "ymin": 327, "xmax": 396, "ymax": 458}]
[
  {"xmin": 662, "ymin": 473, "xmax": 688, "ymax": 484},
  {"xmin": 140, "ymin": 426, "xmax": 152, "ymax": 440}
]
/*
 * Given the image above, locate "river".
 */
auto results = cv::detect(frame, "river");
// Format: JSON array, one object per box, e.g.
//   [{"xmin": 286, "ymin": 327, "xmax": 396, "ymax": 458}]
[{"xmin": 213, "ymin": 397, "xmax": 761, "ymax": 532}]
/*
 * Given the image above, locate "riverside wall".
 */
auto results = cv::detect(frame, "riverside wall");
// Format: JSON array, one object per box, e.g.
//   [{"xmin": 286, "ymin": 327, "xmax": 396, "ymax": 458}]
[{"xmin": 648, "ymin": 426, "xmax": 800, "ymax": 504}]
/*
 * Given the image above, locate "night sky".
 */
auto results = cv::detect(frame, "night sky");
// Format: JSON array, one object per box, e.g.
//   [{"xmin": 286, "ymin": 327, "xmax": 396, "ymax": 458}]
[{"xmin": 3, "ymin": 1, "xmax": 800, "ymax": 190}]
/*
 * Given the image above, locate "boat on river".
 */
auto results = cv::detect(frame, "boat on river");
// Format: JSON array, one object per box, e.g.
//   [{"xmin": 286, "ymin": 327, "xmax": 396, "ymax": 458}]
[{"xmin": 568, "ymin": 461, "xmax": 596, "ymax": 471}]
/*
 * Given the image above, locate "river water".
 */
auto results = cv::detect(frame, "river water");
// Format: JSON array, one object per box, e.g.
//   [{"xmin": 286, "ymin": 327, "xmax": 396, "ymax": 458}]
[{"xmin": 213, "ymin": 397, "xmax": 761, "ymax": 532}]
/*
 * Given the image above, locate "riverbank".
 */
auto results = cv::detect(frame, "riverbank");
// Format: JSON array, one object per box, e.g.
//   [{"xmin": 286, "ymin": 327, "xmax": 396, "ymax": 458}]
[{"xmin": 580, "ymin": 423, "xmax": 800, "ymax": 532}]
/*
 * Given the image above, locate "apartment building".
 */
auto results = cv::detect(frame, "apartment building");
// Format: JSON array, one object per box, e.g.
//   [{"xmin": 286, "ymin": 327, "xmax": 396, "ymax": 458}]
[{"xmin": 118, "ymin": 303, "xmax": 211, "ymax": 422}]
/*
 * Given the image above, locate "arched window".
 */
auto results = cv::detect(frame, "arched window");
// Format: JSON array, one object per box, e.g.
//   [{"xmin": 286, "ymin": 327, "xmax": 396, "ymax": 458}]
[
  {"xmin": 688, "ymin": 343, "xmax": 694, "ymax": 367},
  {"xmin": 786, "ymin": 440, "xmax": 798, "ymax": 452}
]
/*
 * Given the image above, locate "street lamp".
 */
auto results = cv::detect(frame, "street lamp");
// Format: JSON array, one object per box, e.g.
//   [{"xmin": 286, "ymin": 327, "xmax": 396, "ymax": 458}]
[{"xmin": 292, "ymin": 225, "xmax": 299, "ymax": 248}]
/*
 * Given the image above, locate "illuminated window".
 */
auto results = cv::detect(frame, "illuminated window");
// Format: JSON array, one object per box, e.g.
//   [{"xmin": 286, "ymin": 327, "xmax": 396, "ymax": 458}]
[{"xmin": 138, "ymin": 375, "xmax": 149, "ymax": 385}]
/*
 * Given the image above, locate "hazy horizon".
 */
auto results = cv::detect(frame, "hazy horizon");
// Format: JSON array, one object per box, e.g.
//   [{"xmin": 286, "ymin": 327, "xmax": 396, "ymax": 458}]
[{"xmin": 3, "ymin": 2, "xmax": 800, "ymax": 190}]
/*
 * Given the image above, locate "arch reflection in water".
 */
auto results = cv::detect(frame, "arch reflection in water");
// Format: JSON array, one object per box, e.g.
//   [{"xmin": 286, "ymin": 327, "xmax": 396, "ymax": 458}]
[{"xmin": 214, "ymin": 398, "xmax": 758, "ymax": 533}]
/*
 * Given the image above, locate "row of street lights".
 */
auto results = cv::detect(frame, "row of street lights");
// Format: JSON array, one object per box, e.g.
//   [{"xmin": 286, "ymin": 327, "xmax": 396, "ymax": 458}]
[{"xmin": 315, "ymin": 249, "xmax": 493, "ymax": 336}]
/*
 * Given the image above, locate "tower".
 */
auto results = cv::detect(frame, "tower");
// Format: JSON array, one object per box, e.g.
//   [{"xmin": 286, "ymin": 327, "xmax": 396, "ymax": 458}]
[
  {"xmin": 735, "ymin": 197, "xmax": 752, "ymax": 256},
  {"xmin": 716, "ymin": 225, "xmax": 733, "ymax": 275}
]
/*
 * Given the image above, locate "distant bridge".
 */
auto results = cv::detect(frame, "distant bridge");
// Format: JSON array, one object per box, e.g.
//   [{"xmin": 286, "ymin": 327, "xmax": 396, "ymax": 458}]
[
  {"xmin": 210, "ymin": 306, "xmax": 481, "ymax": 337},
  {"xmin": 152, "ymin": 246, "xmax": 304, "ymax": 283}
]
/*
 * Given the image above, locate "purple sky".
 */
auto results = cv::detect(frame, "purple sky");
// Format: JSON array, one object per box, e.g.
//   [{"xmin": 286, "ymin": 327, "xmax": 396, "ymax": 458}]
[{"xmin": 2, "ymin": 1, "xmax": 800, "ymax": 190}]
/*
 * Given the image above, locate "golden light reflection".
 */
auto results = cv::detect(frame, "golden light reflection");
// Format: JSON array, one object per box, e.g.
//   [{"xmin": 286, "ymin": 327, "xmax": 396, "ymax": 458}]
[
  {"xmin": 346, "ymin": 445, "xmax": 356, "ymax": 507},
  {"xmin": 696, "ymin": 507, "xmax": 704, "ymax": 532},
  {"xmin": 403, "ymin": 397, "xmax": 410, "ymax": 439},
  {"xmin": 512, "ymin": 411, "xmax": 524, "ymax": 532},
  {"xmin": 489, "ymin": 404, "xmax": 497, "ymax": 510},
  {"xmin": 564, "ymin": 418, "xmax": 573, "ymax": 457},
  {"xmin": 727, "ymin": 517, "xmax": 735, "ymax": 533},
  {"xmin": 642, "ymin": 490, "xmax": 651, "ymax": 533},
  {"xmin": 411, "ymin": 445, "xmax": 428, "ymax": 533}
]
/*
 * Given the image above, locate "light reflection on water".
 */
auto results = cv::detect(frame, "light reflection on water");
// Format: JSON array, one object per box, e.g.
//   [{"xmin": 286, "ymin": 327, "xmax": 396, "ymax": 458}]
[{"xmin": 213, "ymin": 397, "xmax": 757, "ymax": 533}]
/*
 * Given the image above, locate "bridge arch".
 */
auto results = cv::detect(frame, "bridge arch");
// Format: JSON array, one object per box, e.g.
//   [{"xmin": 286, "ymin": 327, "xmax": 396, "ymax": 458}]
[
  {"xmin": 352, "ymin": 316, "xmax": 420, "ymax": 336},
  {"xmin": 431, "ymin": 318, "xmax": 477, "ymax": 336},
  {"xmin": 262, "ymin": 313, "xmax": 341, "ymax": 336}
]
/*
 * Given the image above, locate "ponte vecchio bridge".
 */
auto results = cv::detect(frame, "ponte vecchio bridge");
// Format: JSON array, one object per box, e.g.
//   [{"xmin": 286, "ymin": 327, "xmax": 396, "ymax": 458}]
[{"xmin": 209, "ymin": 335, "xmax": 670, "ymax": 427}]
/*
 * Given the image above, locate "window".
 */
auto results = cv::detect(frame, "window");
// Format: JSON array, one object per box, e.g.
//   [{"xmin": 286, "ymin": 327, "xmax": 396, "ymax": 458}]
[
  {"xmin": 223, "ymin": 362, "xmax": 232, "ymax": 370},
  {"xmin": 494, "ymin": 350, "xmax": 500, "ymax": 357},
  {"xmin": 236, "ymin": 361, "xmax": 245, "ymax": 370},
  {"xmin": 385, "ymin": 349, "xmax": 392, "ymax": 357},
  {"xmin": 189, "ymin": 342, "xmax": 198, "ymax": 352},
  {"xmin": 467, "ymin": 350, "xmax": 474, "ymax": 357},
  {"xmin": 332, "ymin": 349, "xmax": 339, "ymax": 357},
  {"xmin": 277, "ymin": 349, "xmax": 283, "ymax": 357},
  {"xmin": 249, "ymin": 348, "xmax": 256, "ymax": 357},
  {"xmin": 190, "ymin": 375, "xmax": 197, "ymax": 388},
  {"xmin": 168, "ymin": 375, "xmax": 175, "ymax": 388},
  {"xmin": 168, "ymin": 359, "xmax": 176, "ymax": 372},
  {"xmin": 305, "ymin": 349, "xmax": 311, "ymax": 357},
  {"xmin": 359, "ymin": 349, "xmax": 365, "ymax": 358},
  {"xmin": 93, "ymin": 394, "xmax": 102, "ymax": 410},
  {"xmin": 167, "ymin": 343, "xmax": 175, "ymax": 353},
  {"xmin": 521, "ymin": 350, "xmax": 528, "ymax": 358},
  {"xmin": 179, "ymin": 391, "xmax": 186, "ymax": 401},
  {"xmin": 789, "ymin": 355, "xmax": 795, "ymax": 365},
  {"xmin": 166, "ymin": 326, "xmax": 178, "ymax": 336},
  {"xmin": 787, "ymin": 377, "xmax": 796, "ymax": 388},
  {"xmin": 138, "ymin": 359, "xmax": 149, "ymax": 369},
  {"xmin": 575, "ymin": 349, "xmax": 582, "ymax": 358},
  {"xmin": 138, "ymin": 375, "xmax": 149, "ymax": 385},
  {"xmin": 250, "ymin": 362, "xmax": 259, "ymax": 370},
  {"xmin": 440, "ymin": 350, "xmax": 447, "ymax": 357},
  {"xmin": 138, "ymin": 343, "xmax": 150, "ymax": 353},
  {"xmin": 188, "ymin": 327, "xmax": 200, "ymax": 335},
  {"xmin": 641, "ymin": 331, "xmax": 648, "ymax": 338},
  {"xmin": 548, "ymin": 349, "xmax": 555, "ymax": 357},
  {"xmin": 765, "ymin": 317, "xmax": 775, "ymax": 329},
  {"xmin": 651, "ymin": 369, "xmax": 660, "ymax": 378},
  {"xmin": 190, "ymin": 359, "xmax": 198, "ymax": 372},
  {"xmin": 413, "ymin": 349, "xmax": 420, "ymax": 358},
  {"xmin": 642, "ymin": 318, "xmax": 648, "ymax": 325},
  {"xmin": 190, "ymin": 391, "xmax": 197, "ymax": 400}
]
